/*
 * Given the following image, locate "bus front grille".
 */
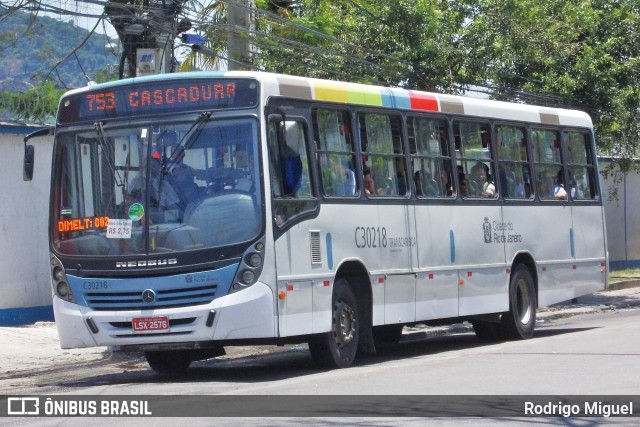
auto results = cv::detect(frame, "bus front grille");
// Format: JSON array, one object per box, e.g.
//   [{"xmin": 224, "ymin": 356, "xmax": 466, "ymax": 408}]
[{"xmin": 84, "ymin": 284, "xmax": 218, "ymax": 311}]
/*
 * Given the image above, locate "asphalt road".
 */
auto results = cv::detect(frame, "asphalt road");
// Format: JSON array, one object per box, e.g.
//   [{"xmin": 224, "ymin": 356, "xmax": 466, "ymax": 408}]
[{"xmin": 1, "ymin": 285, "xmax": 639, "ymax": 426}]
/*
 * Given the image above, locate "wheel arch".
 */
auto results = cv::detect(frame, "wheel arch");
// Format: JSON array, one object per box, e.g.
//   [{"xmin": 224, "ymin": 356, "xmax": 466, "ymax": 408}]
[
  {"xmin": 511, "ymin": 251, "xmax": 538, "ymax": 308},
  {"xmin": 335, "ymin": 259, "xmax": 375, "ymax": 354}
]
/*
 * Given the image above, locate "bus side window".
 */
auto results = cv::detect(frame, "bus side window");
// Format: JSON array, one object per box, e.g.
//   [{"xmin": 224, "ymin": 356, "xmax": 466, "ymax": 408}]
[
  {"xmin": 454, "ymin": 121, "xmax": 495, "ymax": 199},
  {"xmin": 532, "ymin": 128, "xmax": 564, "ymax": 200},
  {"xmin": 267, "ymin": 117, "xmax": 316, "ymax": 227},
  {"xmin": 565, "ymin": 131, "xmax": 598, "ymax": 200},
  {"xmin": 496, "ymin": 125, "xmax": 531, "ymax": 199},
  {"xmin": 359, "ymin": 112, "xmax": 406, "ymax": 197},
  {"xmin": 408, "ymin": 116, "xmax": 453, "ymax": 198},
  {"xmin": 313, "ymin": 108, "xmax": 357, "ymax": 197}
]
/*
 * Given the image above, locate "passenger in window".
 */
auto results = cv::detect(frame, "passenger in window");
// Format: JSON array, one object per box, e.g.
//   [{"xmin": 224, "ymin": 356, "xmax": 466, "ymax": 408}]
[
  {"xmin": 281, "ymin": 146, "xmax": 303, "ymax": 196},
  {"xmin": 470, "ymin": 162, "xmax": 496, "ymax": 197},
  {"xmin": 553, "ymin": 169, "xmax": 575, "ymax": 200},
  {"xmin": 513, "ymin": 174, "xmax": 525, "ymax": 198},
  {"xmin": 417, "ymin": 170, "xmax": 439, "ymax": 196},
  {"xmin": 364, "ymin": 167, "xmax": 376, "ymax": 196},
  {"xmin": 459, "ymin": 177, "xmax": 469, "ymax": 197},
  {"xmin": 234, "ymin": 149, "xmax": 255, "ymax": 193},
  {"xmin": 396, "ymin": 158, "xmax": 407, "ymax": 195},
  {"xmin": 414, "ymin": 171, "xmax": 424, "ymax": 196},
  {"xmin": 553, "ymin": 182, "xmax": 567, "ymax": 200},
  {"xmin": 441, "ymin": 169, "xmax": 453, "ymax": 196},
  {"xmin": 168, "ymin": 161, "xmax": 200, "ymax": 204},
  {"xmin": 538, "ymin": 172, "xmax": 554, "ymax": 199},
  {"xmin": 324, "ymin": 156, "xmax": 355, "ymax": 196},
  {"xmin": 458, "ymin": 167, "xmax": 469, "ymax": 197}
]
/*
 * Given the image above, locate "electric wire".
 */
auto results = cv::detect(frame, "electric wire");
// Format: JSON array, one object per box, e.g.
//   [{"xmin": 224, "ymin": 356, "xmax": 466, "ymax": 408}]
[{"xmin": 0, "ymin": 0, "xmax": 600, "ymax": 109}]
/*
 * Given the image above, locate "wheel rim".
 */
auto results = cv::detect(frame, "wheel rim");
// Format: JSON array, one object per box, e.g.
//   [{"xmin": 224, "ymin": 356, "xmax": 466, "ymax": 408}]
[
  {"xmin": 332, "ymin": 298, "xmax": 356, "ymax": 349},
  {"xmin": 515, "ymin": 277, "xmax": 533, "ymax": 325}
]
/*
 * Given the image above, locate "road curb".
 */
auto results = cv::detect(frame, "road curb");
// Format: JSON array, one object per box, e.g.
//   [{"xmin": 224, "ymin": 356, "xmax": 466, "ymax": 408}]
[{"xmin": 608, "ymin": 278, "xmax": 640, "ymax": 290}]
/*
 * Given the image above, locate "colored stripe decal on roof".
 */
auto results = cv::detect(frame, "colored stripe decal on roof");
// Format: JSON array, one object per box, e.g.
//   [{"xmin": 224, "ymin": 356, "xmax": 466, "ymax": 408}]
[
  {"xmin": 387, "ymin": 88, "xmax": 411, "ymax": 109},
  {"xmin": 312, "ymin": 80, "xmax": 349, "ymax": 103},
  {"xmin": 408, "ymin": 91, "xmax": 439, "ymax": 111},
  {"xmin": 276, "ymin": 76, "xmax": 313, "ymax": 99},
  {"xmin": 538, "ymin": 107, "xmax": 560, "ymax": 125},
  {"xmin": 439, "ymin": 94, "xmax": 464, "ymax": 114},
  {"xmin": 348, "ymin": 85, "xmax": 383, "ymax": 106},
  {"xmin": 311, "ymin": 81, "xmax": 384, "ymax": 106}
]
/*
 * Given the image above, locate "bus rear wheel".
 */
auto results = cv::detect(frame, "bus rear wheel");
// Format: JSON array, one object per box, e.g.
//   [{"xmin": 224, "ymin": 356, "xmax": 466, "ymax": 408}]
[
  {"xmin": 145, "ymin": 350, "xmax": 192, "ymax": 374},
  {"xmin": 308, "ymin": 278, "xmax": 359, "ymax": 369},
  {"xmin": 500, "ymin": 265, "xmax": 537, "ymax": 340}
]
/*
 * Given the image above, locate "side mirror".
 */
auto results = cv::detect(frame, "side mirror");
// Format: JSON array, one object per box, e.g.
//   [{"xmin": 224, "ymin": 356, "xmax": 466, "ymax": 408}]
[
  {"xmin": 23, "ymin": 144, "xmax": 35, "ymax": 181},
  {"xmin": 22, "ymin": 127, "xmax": 53, "ymax": 181}
]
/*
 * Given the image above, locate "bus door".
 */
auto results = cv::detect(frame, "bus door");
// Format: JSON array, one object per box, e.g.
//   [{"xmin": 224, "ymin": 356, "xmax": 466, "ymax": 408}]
[{"xmin": 268, "ymin": 114, "xmax": 319, "ymax": 337}]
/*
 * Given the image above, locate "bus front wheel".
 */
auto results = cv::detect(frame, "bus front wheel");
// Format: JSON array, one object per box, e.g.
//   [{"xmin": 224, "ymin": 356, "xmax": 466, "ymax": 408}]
[
  {"xmin": 308, "ymin": 278, "xmax": 359, "ymax": 369},
  {"xmin": 500, "ymin": 265, "xmax": 537, "ymax": 340},
  {"xmin": 145, "ymin": 350, "xmax": 192, "ymax": 374}
]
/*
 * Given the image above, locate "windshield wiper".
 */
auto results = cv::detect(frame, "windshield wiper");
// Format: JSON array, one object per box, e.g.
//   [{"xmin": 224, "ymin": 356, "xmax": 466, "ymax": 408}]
[
  {"xmin": 94, "ymin": 121, "xmax": 124, "ymax": 188},
  {"xmin": 162, "ymin": 111, "xmax": 212, "ymax": 174}
]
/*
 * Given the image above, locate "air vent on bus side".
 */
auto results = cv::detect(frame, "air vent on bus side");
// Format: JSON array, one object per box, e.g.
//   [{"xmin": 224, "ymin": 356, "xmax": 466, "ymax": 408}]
[{"xmin": 310, "ymin": 230, "xmax": 322, "ymax": 264}]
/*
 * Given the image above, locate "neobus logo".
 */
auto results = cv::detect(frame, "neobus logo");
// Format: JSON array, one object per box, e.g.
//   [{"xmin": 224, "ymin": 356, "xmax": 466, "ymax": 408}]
[{"xmin": 116, "ymin": 259, "xmax": 178, "ymax": 268}]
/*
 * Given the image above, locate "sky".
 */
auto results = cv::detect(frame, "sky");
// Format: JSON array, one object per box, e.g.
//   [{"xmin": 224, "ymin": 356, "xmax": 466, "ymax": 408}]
[{"xmin": 38, "ymin": 0, "xmax": 119, "ymax": 39}]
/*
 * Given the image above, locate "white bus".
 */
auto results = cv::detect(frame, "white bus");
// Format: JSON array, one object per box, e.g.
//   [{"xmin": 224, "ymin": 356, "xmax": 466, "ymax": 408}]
[{"xmin": 40, "ymin": 71, "xmax": 607, "ymax": 372}]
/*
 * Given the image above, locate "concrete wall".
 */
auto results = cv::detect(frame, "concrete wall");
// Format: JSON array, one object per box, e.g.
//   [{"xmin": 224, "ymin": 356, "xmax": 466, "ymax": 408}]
[
  {"xmin": 600, "ymin": 158, "xmax": 640, "ymax": 270},
  {"xmin": 0, "ymin": 126, "xmax": 638, "ymax": 325},
  {"xmin": 0, "ymin": 126, "xmax": 54, "ymax": 324}
]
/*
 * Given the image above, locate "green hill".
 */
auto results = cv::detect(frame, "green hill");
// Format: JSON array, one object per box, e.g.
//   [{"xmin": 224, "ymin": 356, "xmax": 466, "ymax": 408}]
[{"xmin": 0, "ymin": 7, "xmax": 119, "ymax": 88}]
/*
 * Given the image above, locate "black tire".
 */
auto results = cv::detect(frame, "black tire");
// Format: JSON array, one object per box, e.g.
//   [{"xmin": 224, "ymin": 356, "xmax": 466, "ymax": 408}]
[
  {"xmin": 308, "ymin": 278, "xmax": 359, "ymax": 369},
  {"xmin": 145, "ymin": 350, "xmax": 192, "ymax": 374},
  {"xmin": 500, "ymin": 264, "xmax": 537, "ymax": 340},
  {"xmin": 471, "ymin": 320, "xmax": 501, "ymax": 342},
  {"xmin": 373, "ymin": 324, "xmax": 404, "ymax": 348}
]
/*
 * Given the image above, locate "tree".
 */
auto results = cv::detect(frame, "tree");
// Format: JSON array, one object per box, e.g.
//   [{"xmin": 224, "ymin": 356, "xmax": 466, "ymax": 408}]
[
  {"xmin": 464, "ymin": 0, "xmax": 640, "ymax": 176},
  {"xmin": 0, "ymin": 81, "xmax": 63, "ymax": 124},
  {"xmin": 250, "ymin": 0, "xmax": 474, "ymax": 90},
  {"xmin": 247, "ymin": 0, "xmax": 640, "ymax": 169}
]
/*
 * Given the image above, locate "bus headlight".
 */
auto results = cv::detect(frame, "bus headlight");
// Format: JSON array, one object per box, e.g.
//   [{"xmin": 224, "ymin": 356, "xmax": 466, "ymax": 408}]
[
  {"xmin": 241, "ymin": 270, "xmax": 255, "ymax": 284},
  {"xmin": 56, "ymin": 281, "xmax": 71, "ymax": 297},
  {"xmin": 53, "ymin": 266, "xmax": 66, "ymax": 281},
  {"xmin": 230, "ymin": 238, "xmax": 265, "ymax": 294},
  {"xmin": 51, "ymin": 256, "xmax": 76, "ymax": 304},
  {"xmin": 247, "ymin": 253, "xmax": 262, "ymax": 268}
]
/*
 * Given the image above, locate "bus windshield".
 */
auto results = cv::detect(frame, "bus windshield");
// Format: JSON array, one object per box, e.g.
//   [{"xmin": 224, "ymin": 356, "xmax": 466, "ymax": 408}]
[{"xmin": 52, "ymin": 116, "xmax": 262, "ymax": 256}]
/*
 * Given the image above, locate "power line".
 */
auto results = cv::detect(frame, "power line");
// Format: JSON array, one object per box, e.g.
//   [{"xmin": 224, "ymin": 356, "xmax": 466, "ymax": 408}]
[
  {"xmin": 41, "ymin": 14, "xmax": 103, "ymax": 84},
  {"xmin": 1, "ymin": 0, "xmax": 596, "ymax": 111}
]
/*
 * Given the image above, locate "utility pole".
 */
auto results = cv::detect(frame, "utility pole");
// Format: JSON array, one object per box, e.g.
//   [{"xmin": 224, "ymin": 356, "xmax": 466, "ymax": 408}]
[
  {"xmin": 227, "ymin": 0, "xmax": 251, "ymax": 70},
  {"xmin": 105, "ymin": 0, "xmax": 190, "ymax": 78}
]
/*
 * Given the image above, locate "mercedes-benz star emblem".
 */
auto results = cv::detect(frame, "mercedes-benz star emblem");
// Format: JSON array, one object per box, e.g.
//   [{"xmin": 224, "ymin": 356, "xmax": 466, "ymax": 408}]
[{"xmin": 142, "ymin": 289, "xmax": 156, "ymax": 304}]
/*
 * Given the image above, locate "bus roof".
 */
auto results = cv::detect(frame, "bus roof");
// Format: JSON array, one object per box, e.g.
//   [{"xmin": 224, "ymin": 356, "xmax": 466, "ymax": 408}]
[
  {"xmin": 63, "ymin": 71, "xmax": 593, "ymax": 128},
  {"xmin": 259, "ymin": 72, "xmax": 593, "ymax": 128}
]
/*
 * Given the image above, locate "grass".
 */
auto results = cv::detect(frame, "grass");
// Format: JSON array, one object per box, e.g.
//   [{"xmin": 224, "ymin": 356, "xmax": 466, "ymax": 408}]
[{"xmin": 609, "ymin": 269, "xmax": 640, "ymax": 279}]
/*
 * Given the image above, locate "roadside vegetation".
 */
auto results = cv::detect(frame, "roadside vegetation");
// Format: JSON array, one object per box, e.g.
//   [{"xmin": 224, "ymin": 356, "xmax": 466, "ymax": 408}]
[{"xmin": 609, "ymin": 269, "xmax": 640, "ymax": 280}]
